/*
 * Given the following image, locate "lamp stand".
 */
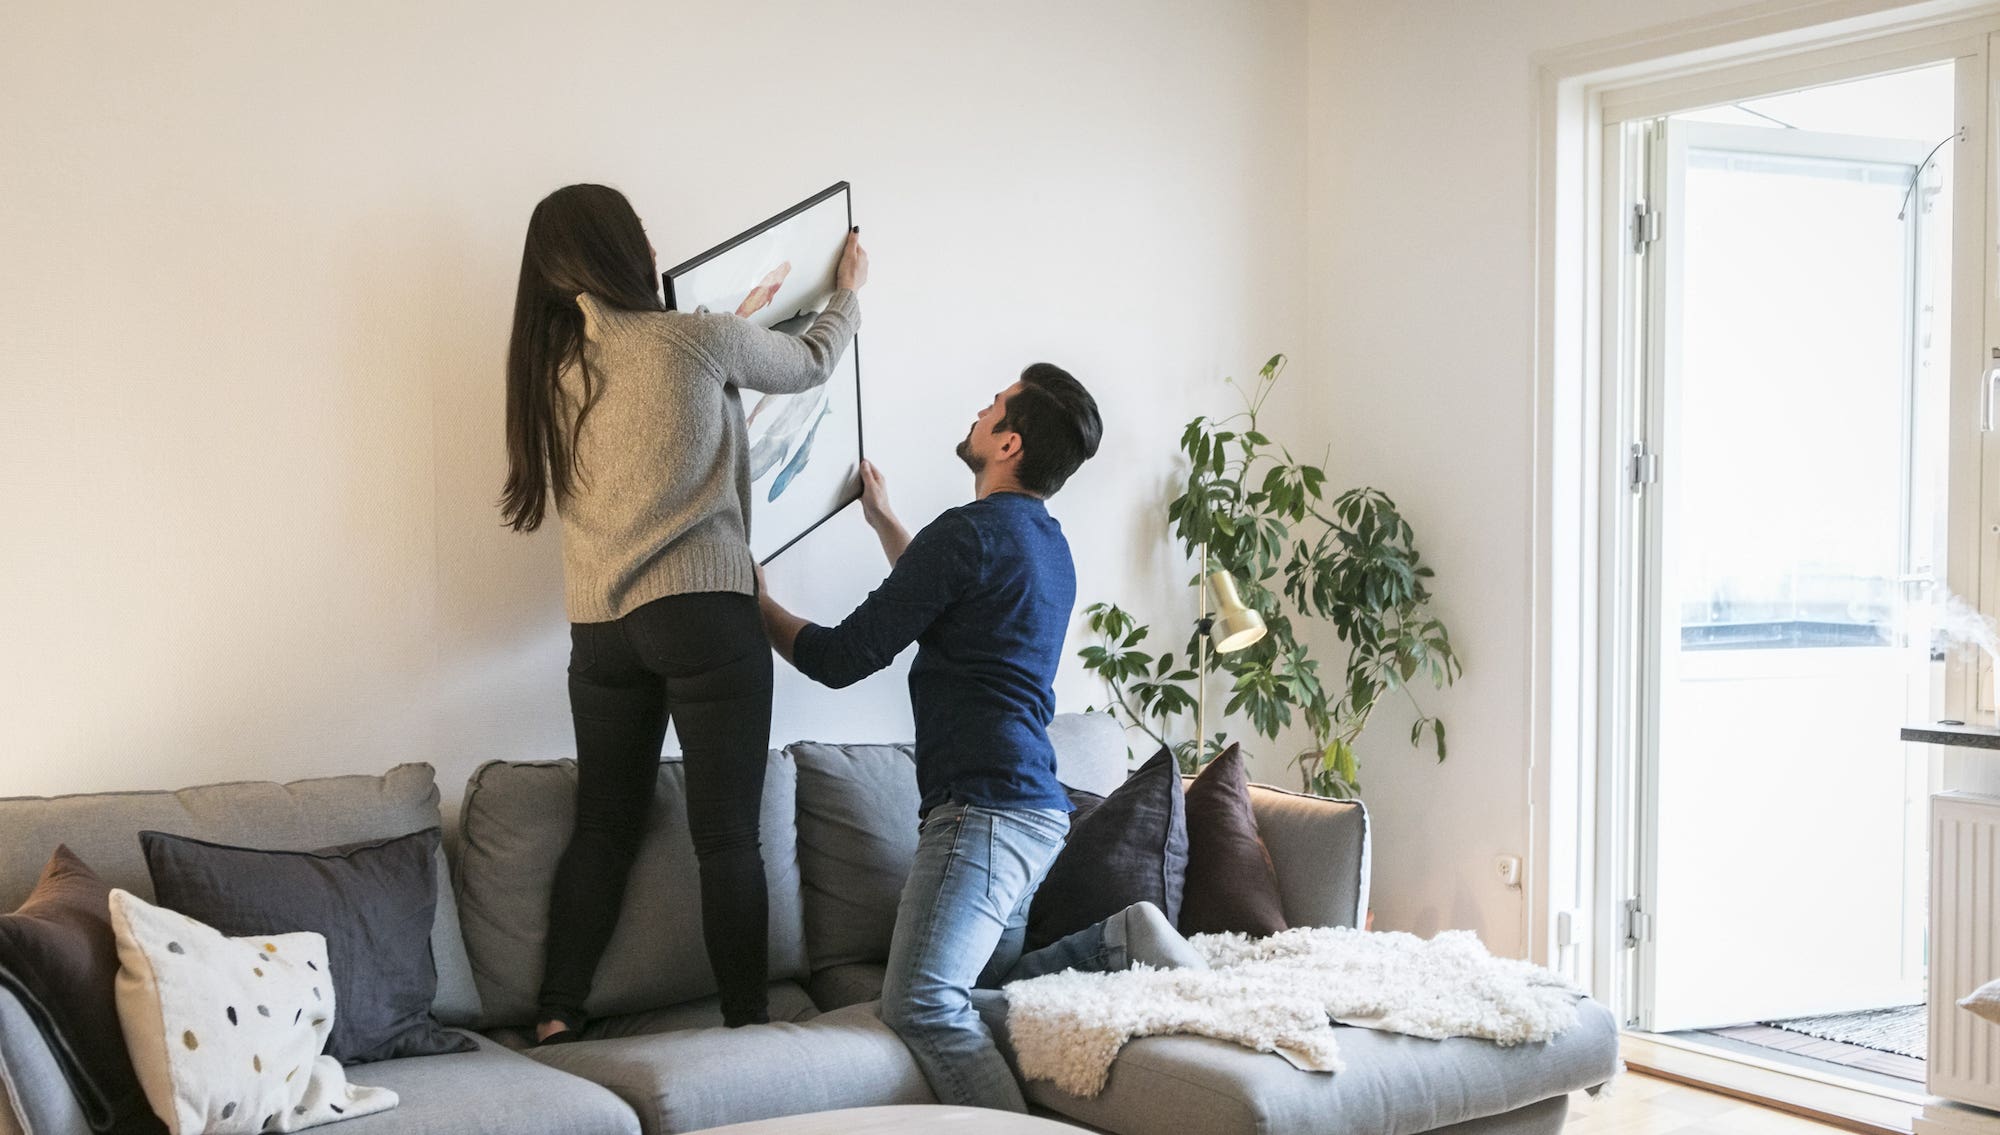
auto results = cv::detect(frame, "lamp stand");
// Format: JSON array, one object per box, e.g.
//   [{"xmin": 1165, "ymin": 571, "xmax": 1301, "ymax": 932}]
[{"xmin": 1195, "ymin": 540, "xmax": 1212, "ymax": 763}]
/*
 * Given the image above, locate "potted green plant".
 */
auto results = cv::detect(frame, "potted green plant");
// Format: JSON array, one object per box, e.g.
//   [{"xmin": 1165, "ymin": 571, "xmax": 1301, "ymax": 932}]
[{"xmin": 1079, "ymin": 355, "xmax": 1460, "ymax": 798}]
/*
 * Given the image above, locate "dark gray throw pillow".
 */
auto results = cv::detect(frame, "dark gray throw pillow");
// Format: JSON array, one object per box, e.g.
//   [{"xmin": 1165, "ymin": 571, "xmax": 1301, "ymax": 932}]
[
  {"xmin": 1062, "ymin": 785, "xmax": 1106, "ymax": 827},
  {"xmin": 139, "ymin": 827, "xmax": 474, "ymax": 1065},
  {"xmin": 1026, "ymin": 748, "xmax": 1188, "ymax": 951}
]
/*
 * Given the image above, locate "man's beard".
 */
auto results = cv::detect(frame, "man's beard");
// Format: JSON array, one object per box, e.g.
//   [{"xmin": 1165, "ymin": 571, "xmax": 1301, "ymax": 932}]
[{"xmin": 955, "ymin": 436, "xmax": 985, "ymax": 473}]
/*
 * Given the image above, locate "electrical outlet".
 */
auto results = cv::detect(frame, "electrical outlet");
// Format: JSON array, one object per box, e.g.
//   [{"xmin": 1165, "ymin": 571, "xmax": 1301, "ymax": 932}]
[{"xmin": 1494, "ymin": 854, "xmax": 1522, "ymax": 889}]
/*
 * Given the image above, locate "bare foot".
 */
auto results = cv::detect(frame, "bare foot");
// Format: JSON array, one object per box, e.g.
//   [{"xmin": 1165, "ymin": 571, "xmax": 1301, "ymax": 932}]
[{"xmin": 535, "ymin": 1019, "xmax": 574, "ymax": 1044}]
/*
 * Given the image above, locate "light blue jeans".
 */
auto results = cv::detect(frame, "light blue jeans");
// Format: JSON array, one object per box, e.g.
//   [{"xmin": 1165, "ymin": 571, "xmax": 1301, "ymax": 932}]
[{"xmin": 879, "ymin": 802, "xmax": 1126, "ymax": 1112}]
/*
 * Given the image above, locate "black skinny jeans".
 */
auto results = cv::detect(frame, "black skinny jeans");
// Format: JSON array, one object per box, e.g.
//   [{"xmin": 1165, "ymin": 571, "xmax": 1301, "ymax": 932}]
[{"xmin": 538, "ymin": 590, "xmax": 773, "ymax": 1029}]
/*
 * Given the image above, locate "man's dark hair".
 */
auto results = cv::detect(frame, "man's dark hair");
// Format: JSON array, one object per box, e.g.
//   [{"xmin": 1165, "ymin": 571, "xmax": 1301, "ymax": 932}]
[{"xmin": 998, "ymin": 363, "xmax": 1102, "ymax": 496}]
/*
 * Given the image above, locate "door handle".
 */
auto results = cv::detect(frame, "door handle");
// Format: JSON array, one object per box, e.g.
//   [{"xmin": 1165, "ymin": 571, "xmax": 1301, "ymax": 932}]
[{"xmin": 1984, "ymin": 356, "xmax": 2000, "ymax": 431}]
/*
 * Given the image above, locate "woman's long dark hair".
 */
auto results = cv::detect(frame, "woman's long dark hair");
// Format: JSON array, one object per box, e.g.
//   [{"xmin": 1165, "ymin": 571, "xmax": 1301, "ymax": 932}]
[{"xmin": 501, "ymin": 184, "xmax": 663, "ymax": 531}]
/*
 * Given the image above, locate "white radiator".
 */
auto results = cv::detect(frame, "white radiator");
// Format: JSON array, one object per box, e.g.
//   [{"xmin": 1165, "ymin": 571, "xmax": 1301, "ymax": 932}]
[{"xmin": 1933, "ymin": 792, "xmax": 2000, "ymax": 1110}]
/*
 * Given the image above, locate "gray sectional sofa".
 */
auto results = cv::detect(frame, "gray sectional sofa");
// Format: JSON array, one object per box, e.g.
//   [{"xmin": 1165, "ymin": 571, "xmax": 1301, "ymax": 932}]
[{"xmin": 0, "ymin": 713, "xmax": 1620, "ymax": 1134}]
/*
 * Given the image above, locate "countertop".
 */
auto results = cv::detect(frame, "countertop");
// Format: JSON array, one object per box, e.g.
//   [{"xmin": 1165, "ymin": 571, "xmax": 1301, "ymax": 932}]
[{"xmin": 1903, "ymin": 722, "xmax": 2000, "ymax": 749}]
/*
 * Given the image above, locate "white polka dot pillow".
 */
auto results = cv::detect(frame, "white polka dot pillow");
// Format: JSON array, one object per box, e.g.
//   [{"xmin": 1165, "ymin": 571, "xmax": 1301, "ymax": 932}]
[{"xmin": 107, "ymin": 889, "xmax": 398, "ymax": 1134}]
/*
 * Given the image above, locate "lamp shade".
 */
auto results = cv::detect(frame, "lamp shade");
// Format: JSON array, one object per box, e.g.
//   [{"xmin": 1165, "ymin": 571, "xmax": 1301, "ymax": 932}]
[{"xmin": 1205, "ymin": 570, "xmax": 1267, "ymax": 654}]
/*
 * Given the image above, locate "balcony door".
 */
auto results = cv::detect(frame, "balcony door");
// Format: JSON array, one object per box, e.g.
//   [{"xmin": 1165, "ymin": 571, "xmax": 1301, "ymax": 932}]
[{"xmin": 1622, "ymin": 65, "xmax": 1960, "ymax": 1032}]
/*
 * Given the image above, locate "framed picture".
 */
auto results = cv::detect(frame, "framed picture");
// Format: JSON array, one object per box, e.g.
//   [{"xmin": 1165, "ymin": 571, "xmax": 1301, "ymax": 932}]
[{"xmin": 663, "ymin": 182, "xmax": 862, "ymax": 564}]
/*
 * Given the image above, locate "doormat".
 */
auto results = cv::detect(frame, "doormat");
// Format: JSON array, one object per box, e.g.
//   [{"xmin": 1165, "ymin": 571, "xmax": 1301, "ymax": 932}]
[{"xmin": 1761, "ymin": 1004, "xmax": 1925, "ymax": 1060}]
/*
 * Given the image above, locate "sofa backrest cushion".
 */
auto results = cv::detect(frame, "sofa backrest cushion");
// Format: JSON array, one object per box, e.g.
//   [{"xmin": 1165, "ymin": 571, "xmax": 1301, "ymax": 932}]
[
  {"xmin": 1045, "ymin": 712, "xmax": 1128, "ymax": 795},
  {"xmin": 790, "ymin": 712, "xmax": 1137, "ymax": 971},
  {"xmin": 790, "ymin": 742, "xmax": 923, "ymax": 971},
  {"xmin": 1248, "ymin": 786, "xmax": 1369, "ymax": 929},
  {"xmin": 455, "ymin": 751, "xmax": 806, "ymax": 1028},
  {"xmin": 0, "ymin": 764, "xmax": 482, "ymax": 1026}
]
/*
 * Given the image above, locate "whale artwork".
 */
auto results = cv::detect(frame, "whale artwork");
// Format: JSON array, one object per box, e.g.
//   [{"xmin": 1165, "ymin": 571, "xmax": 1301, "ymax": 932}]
[
  {"xmin": 770, "ymin": 403, "xmax": 834, "ymax": 503},
  {"xmin": 663, "ymin": 183, "xmax": 864, "ymax": 563},
  {"xmin": 746, "ymin": 378, "xmax": 829, "ymax": 481}
]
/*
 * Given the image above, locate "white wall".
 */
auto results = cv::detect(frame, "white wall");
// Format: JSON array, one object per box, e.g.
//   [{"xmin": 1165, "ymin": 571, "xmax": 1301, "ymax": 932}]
[
  {"xmin": 18, "ymin": 0, "xmax": 1891, "ymax": 965},
  {"xmin": 1300, "ymin": 0, "xmax": 1785, "ymax": 958},
  {"xmin": 0, "ymin": 1, "xmax": 1309, "ymax": 800}
]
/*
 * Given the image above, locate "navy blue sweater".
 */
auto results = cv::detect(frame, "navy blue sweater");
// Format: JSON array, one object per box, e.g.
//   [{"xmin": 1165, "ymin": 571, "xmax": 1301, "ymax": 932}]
[{"xmin": 792, "ymin": 492, "xmax": 1076, "ymax": 815}]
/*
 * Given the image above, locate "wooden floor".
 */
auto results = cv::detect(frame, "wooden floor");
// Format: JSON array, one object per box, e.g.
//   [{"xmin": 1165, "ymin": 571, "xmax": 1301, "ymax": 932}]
[{"xmin": 1568, "ymin": 1073, "xmax": 1864, "ymax": 1135}]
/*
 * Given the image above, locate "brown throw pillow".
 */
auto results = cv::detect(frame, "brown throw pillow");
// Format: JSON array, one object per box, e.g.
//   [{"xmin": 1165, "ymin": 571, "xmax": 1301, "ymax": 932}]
[
  {"xmin": 0, "ymin": 846, "xmax": 165, "ymax": 1134},
  {"xmin": 1179, "ymin": 744, "xmax": 1288, "ymax": 937}
]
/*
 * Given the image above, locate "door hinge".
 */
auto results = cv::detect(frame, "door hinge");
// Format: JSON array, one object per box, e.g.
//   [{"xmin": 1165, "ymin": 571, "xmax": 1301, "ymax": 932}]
[
  {"xmin": 1621, "ymin": 897, "xmax": 1653, "ymax": 949},
  {"xmin": 1632, "ymin": 203, "xmax": 1660, "ymax": 253},
  {"xmin": 1628, "ymin": 443, "xmax": 1658, "ymax": 492}
]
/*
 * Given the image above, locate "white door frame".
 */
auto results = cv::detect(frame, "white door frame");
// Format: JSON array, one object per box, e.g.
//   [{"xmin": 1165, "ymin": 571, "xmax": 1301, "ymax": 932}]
[{"xmin": 1530, "ymin": 1, "xmax": 2000, "ymax": 1022}]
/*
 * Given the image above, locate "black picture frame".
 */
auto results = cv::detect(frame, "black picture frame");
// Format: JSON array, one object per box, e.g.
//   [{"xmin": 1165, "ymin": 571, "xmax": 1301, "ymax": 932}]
[{"xmin": 663, "ymin": 182, "xmax": 864, "ymax": 566}]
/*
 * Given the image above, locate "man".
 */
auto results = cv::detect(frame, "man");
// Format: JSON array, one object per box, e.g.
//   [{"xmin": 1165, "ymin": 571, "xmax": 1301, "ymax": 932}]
[{"xmin": 757, "ymin": 363, "xmax": 1202, "ymax": 1112}]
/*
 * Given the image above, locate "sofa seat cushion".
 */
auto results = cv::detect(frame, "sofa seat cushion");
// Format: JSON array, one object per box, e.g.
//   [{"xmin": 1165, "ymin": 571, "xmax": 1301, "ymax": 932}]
[
  {"xmin": 807, "ymin": 963, "xmax": 886, "ymax": 1011},
  {"xmin": 485, "ymin": 981, "xmax": 820, "ymax": 1049},
  {"xmin": 527, "ymin": 1002, "xmax": 933, "ymax": 1135},
  {"xmin": 322, "ymin": 1030, "xmax": 638, "ymax": 1135},
  {"xmin": 457, "ymin": 754, "xmax": 807, "ymax": 1028},
  {"xmin": 1000, "ymin": 995, "xmax": 1619, "ymax": 1135}
]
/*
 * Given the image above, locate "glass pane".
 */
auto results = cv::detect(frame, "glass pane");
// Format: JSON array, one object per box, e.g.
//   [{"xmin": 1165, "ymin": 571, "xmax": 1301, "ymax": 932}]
[
  {"xmin": 1675, "ymin": 65, "xmax": 1955, "ymax": 137},
  {"xmin": 1675, "ymin": 149, "xmax": 1912, "ymax": 648}
]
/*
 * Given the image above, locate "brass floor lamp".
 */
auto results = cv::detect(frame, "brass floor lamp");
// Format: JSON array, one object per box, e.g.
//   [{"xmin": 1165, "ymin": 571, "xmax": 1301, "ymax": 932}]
[{"xmin": 1194, "ymin": 543, "xmax": 1269, "ymax": 756}]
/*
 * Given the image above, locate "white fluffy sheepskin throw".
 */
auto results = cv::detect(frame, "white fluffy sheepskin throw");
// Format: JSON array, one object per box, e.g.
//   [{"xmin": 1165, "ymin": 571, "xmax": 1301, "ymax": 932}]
[{"xmin": 1003, "ymin": 927, "xmax": 1581, "ymax": 1097}]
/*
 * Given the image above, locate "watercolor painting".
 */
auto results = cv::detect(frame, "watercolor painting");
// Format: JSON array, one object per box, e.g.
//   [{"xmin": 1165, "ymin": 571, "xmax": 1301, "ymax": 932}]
[{"xmin": 663, "ymin": 183, "xmax": 863, "ymax": 563}]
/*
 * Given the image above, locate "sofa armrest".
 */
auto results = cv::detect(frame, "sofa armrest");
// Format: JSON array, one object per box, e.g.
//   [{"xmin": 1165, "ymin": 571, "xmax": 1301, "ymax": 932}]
[
  {"xmin": 1246, "ymin": 785, "xmax": 1370, "ymax": 929},
  {"xmin": 0, "ymin": 983, "xmax": 89, "ymax": 1135}
]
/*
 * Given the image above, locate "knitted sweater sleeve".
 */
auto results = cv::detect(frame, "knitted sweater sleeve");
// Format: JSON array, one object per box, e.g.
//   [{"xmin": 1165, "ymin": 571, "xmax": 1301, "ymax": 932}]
[
  {"xmin": 683, "ymin": 289, "xmax": 860, "ymax": 395},
  {"xmin": 791, "ymin": 510, "xmax": 979, "ymax": 689}
]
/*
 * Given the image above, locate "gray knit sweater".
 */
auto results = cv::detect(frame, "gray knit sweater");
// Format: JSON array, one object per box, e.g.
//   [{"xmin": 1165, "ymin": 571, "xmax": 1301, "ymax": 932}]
[{"xmin": 556, "ymin": 289, "xmax": 859, "ymax": 622}]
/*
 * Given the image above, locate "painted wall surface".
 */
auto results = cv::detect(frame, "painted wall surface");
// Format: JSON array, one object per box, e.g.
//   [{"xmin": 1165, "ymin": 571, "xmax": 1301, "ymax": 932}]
[
  {"xmin": 0, "ymin": 2, "xmax": 1308, "ymax": 801},
  {"xmin": 19, "ymin": 0, "xmax": 1898, "ymax": 965},
  {"xmin": 1301, "ymin": 0, "xmax": 1793, "ymax": 958}
]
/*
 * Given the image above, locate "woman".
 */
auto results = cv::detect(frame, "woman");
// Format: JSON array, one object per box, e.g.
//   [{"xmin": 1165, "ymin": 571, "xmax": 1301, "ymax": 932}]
[{"xmin": 501, "ymin": 184, "xmax": 866, "ymax": 1042}]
